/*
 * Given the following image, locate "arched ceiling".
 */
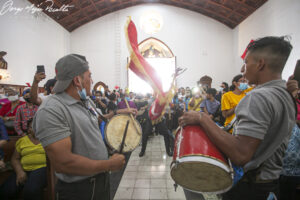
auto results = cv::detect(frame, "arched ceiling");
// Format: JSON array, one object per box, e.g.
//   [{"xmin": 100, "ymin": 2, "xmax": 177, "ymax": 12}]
[{"xmin": 27, "ymin": 0, "xmax": 267, "ymax": 32}]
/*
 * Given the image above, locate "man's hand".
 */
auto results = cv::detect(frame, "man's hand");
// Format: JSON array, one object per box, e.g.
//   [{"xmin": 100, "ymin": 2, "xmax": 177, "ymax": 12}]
[
  {"xmin": 34, "ymin": 72, "xmax": 46, "ymax": 84},
  {"xmin": 119, "ymin": 108, "xmax": 138, "ymax": 116},
  {"xmin": 16, "ymin": 170, "xmax": 27, "ymax": 186},
  {"xmin": 108, "ymin": 153, "xmax": 125, "ymax": 171},
  {"xmin": 97, "ymin": 116, "xmax": 103, "ymax": 124},
  {"xmin": 179, "ymin": 111, "xmax": 204, "ymax": 126},
  {"xmin": 287, "ymin": 75, "xmax": 299, "ymax": 99},
  {"xmin": 128, "ymin": 108, "xmax": 138, "ymax": 116}
]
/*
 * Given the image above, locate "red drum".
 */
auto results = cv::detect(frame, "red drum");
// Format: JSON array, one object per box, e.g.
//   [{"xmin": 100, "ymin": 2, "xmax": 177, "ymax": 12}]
[{"xmin": 170, "ymin": 125, "xmax": 233, "ymax": 194}]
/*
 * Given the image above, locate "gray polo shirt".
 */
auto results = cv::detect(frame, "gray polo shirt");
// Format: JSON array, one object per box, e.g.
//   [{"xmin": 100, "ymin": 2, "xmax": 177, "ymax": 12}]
[
  {"xmin": 33, "ymin": 92, "xmax": 108, "ymax": 183},
  {"xmin": 234, "ymin": 79, "xmax": 295, "ymax": 180}
]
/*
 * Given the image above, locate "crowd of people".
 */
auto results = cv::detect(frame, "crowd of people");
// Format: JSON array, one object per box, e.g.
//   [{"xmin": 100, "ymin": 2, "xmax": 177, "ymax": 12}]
[{"xmin": 0, "ymin": 36, "xmax": 299, "ymax": 200}]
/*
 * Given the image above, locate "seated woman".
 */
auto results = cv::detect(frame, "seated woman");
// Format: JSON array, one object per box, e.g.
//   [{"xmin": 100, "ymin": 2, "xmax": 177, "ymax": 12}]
[
  {"xmin": 221, "ymin": 74, "xmax": 252, "ymax": 132},
  {"xmin": 0, "ymin": 119, "xmax": 47, "ymax": 200}
]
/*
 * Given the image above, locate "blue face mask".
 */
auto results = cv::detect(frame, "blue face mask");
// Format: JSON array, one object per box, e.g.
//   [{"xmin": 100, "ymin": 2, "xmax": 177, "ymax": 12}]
[
  {"xmin": 238, "ymin": 83, "xmax": 248, "ymax": 91},
  {"xmin": 77, "ymin": 80, "xmax": 87, "ymax": 100},
  {"xmin": 125, "ymin": 97, "xmax": 130, "ymax": 101}
]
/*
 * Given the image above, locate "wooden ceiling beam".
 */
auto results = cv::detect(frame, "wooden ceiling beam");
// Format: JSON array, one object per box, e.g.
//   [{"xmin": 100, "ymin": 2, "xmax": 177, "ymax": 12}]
[
  {"xmin": 90, "ymin": 0, "xmax": 103, "ymax": 17},
  {"xmin": 205, "ymin": 0, "xmax": 244, "ymax": 18},
  {"xmin": 74, "ymin": 0, "xmax": 92, "ymax": 20},
  {"xmin": 26, "ymin": 0, "xmax": 267, "ymax": 32},
  {"xmin": 174, "ymin": 1, "xmax": 238, "ymax": 25},
  {"xmin": 232, "ymin": 0, "xmax": 255, "ymax": 10}
]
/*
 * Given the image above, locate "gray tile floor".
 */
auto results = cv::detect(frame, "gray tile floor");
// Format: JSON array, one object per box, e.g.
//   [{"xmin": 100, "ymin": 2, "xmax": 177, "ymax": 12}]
[{"xmin": 114, "ymin": 135, "xmax": 220, "ymax": 200}]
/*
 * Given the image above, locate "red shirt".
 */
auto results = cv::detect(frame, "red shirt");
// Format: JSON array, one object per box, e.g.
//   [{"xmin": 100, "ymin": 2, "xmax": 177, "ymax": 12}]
[{"xmin": 0, "ymin": 101, "xmax": 25, "ymax": 117}]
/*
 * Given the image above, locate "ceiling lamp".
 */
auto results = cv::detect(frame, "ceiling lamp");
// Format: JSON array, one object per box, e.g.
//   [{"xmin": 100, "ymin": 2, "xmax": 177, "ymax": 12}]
[{"xmin": 140, "ymin": 10, "xmax": 163, "ymax": 35}]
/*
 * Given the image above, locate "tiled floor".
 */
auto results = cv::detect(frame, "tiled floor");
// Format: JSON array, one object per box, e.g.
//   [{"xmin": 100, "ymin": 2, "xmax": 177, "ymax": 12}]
[{"xmin": 114, "ymin": 135, "xmax": 220, "ymax": 200}]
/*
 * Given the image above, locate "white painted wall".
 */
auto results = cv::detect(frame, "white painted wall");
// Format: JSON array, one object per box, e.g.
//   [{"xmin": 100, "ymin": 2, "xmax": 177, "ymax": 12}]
[
  {"xmin": 71, "ymin": 4, "xmax": 235, "ymax": 89},
  {"xmin": 0, "ymin": 0, "xmax": 70, "ymax": 86},
  {"xmin": 233, "ymin": 0, "xmax": 300, "ymax": 80},
  {"xmin": 2, "ymin": 0, "xmax": 298, "ymax": 89}
]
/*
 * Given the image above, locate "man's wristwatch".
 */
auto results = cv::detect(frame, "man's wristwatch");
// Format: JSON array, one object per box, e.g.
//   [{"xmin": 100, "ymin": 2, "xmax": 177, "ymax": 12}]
[{"xmin": 113, "ymin": 109, "xmax": 117, "ymax": 115}]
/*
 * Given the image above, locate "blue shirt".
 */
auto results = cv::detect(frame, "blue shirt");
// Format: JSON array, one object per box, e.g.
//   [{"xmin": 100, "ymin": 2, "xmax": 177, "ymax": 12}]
[
  {"xmin": 0, "ymin": 118, "xmax": 9, "ymax": 159},
  {"xmin": 282, "ymin": 124, "xmax": 300, "ymax": 176},
  {"xmin": 200, "ymin": 98, "xmax": 220, "ymax": 115}
]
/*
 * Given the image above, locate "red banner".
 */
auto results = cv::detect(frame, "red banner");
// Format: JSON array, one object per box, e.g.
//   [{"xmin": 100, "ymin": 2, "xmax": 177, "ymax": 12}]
[
  {"xmin": 125, "ymin": 17, "xmax": 176, "ymax": 124},
  {"xmin": 241, "ymin": 39, "xmax": 254, "ymax": 59},
  {"xmin": 125, "ymin": 17, "xmax": 165, "ymax": 97}
]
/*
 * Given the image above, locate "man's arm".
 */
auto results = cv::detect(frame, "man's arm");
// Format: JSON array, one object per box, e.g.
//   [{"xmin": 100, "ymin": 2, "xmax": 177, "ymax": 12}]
[
  {"xmin": 179, "ymin": 111, "xmax": 261, "ymax": 166},
  {"xmin": 286, "ymin": 76, "xmax": 298, "ymax": 99},
  {"xmin": 203, "ymin": 107, "xmax": 209, "ymax": 115},
  {"xmin": 98, "ymin": 99, "xmax": 107, "ymax": 109},
  {"xmin": 222, "ymin": 107, "xmax": 235, "ymax": 118},
  {"xmin": 30, "ymin": 72, "xmax": 46, "ymax": 106},
  {"xmin": 103, "ymin": 108, "xmax": 137, "ymax": 120},
  {"xmin": 45, "ymin": 137, "xmax": 125, "ymax": 175},
  {"xmin": 11, "ymin": 149, "xmax": 27, "ymax": 186},
  {"xmin": 286, "ymin": 77, "xmax": 300, "ymax": 125}
]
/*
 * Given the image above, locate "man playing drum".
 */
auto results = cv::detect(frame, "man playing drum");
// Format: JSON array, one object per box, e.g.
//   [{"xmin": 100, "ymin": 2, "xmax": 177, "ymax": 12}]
[
  {"xmin": 33, "ymin": 54, "xmax": 134, "ymax": 200},
  {"xmin": 179, "ymin": 36, "xmax": 295, "ymax": 200}
]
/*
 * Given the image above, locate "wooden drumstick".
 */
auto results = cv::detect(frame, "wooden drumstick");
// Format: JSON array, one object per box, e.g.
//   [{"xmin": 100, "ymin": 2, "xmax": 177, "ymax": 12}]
[{"xmin": 124, "ymin": 99, "xmax": 142, "ymax": 135}]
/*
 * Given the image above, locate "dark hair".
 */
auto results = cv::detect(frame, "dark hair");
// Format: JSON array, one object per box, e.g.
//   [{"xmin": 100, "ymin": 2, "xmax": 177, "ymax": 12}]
[
  {"xmin": 230, "ymin": 74, "xmax": 243, "ymax": 91},
  {"xmin": 44, "ymin": 78, "xmax": 57, "ymax": 95},
  {"xmin": 247, "ymin": 36, "xmax": 293, "ymax": 73},
  {"xmin": 108, "ymin": 93, "xmax": 116, "ymax": 101},
  {"xmin": 222, "ymin": 82, "xmax": 229, "ymax": 92},
  {"xmin": 206, "ymin": 88, "xmax": 217, "ymax": 97}
]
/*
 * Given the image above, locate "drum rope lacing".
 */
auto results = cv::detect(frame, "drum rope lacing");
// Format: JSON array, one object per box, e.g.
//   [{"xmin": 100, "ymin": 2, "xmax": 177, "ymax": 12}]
[
  {"xmin": 170, "ymin": 126, "xmax": 184, "ymax": 191},
  {"xmin": 176, "ymin": 126, "xmax": 184, "ymax": 163}
]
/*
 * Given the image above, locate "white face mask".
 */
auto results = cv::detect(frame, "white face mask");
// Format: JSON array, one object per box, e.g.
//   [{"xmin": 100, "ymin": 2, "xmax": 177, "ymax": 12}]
[{"xmin": 8, "ymin": 95, "xmax": 19, "ymax": 102}]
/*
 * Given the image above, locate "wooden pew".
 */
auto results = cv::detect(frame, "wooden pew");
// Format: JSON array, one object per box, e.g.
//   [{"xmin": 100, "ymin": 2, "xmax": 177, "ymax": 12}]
[
  {"xmin": 46, "ymin": 157, "xmax": 57, "ymax": 200},
  {"xmin": 0, "ymin": 136, "xmax": 20, "ymax": 185}
]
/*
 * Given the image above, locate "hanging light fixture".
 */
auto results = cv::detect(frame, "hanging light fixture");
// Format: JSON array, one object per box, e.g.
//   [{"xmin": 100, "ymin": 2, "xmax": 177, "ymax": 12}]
[{"xmin": 140, "ymin": 10, "xmax": 163, "ymax": 35}]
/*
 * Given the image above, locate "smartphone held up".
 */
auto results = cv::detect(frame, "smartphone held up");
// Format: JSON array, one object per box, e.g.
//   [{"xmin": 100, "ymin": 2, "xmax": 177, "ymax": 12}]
[
  {"xmin": 37, "ymin": 65, "xmax": 45, "ymax": 74},
  {"xmin": 293, "ymin": 60, "xmax": 300, "ymax": 87}
]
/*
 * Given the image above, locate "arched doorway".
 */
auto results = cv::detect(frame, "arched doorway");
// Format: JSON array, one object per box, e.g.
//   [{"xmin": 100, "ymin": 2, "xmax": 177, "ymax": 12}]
[
  {"xmin": 93, "ymin": 81, "xmax": 108, "ymax": 94},
  {"xmin": 128, "ymin": 37, "xmax": 176, "ymax": 94}
]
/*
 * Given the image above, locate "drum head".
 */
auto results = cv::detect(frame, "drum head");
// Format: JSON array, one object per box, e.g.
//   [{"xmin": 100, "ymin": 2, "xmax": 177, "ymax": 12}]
[
  {"xmin": 171, "ymin": 158, "xmax": 233, "ymax": 193},
  {"xmin": 105, "ymin": 114, "xmax": 142, "ymax": 153}
]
